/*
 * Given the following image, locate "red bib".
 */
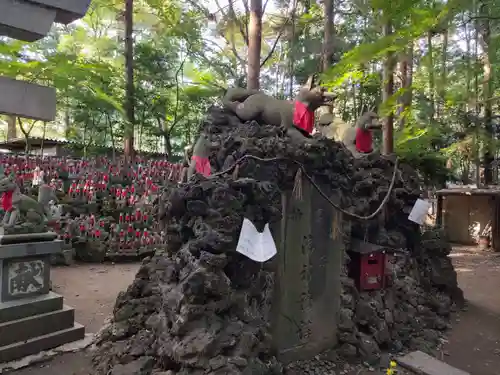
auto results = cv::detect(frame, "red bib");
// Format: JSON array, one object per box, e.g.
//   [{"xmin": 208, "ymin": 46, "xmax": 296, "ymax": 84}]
[
  {"xmin": 355, "ymin": 128, "xmax": 373, "ymax": 153},
  {"xmin": 293, "ymin": 101, "xmax": 314, "ymax": 134},
  {"xmin": 2, "ymin": 190, "xmax": 13, "ymax": 211},
  {"xmin": 191, "ymin": 156, "xmax": 211, "ymax": 177}
]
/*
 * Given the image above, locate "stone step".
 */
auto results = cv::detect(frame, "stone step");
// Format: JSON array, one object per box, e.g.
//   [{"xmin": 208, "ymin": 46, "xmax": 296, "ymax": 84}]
[
  {"xmin": 396, "ymin": 351, "xmax": 471, "ymax": 375},
  {"xmin": 0, "ymin": 292, "xmax": 63, "ymax": 324},
  {"xmin": 0, "ymin": 323, "xmax": 85, "ymax": 363},
  {"xmin": 0, "ymin": 305, "xmax": 75, "ymax": 347}
]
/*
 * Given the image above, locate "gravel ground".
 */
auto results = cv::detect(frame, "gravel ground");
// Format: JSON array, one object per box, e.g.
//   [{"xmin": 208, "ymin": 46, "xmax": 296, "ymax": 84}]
[{"xmin": 11, "ymin": 245, "xmax": 500, "ymax": 374}]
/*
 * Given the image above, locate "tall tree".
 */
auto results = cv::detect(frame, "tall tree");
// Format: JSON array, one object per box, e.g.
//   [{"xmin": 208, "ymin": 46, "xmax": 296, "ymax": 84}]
[
  {"xmin": 322, "ymin": 0, "xmax": 334, "ymax": 73},
  {"xmin": 397, "ymin": 44, "xmax": 414, "ymax": 128},
  {"xmin": 382, "ymin": 18, "xmax": 395, "ymax": 155},
  {"xmin": 124, "ymin": 0, "xmax": 135, "ymax": 158},
  {"xmin": 320, "ymin": 0, "xmax": 335, "ymax": 116},
  {"xmin": 478, "ymin": 0, "xmax": 493, "ymax": 184},
  {"xmin": 247, "ymin": 0, "xmax": 263, "ymax": 89}
]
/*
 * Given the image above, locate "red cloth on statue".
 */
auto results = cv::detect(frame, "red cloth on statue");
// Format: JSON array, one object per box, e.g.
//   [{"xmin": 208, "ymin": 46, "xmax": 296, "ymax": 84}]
[
  {"xmin": 191, "ymin": 156, "xmax": 211, "ymax": 177},
  {"xmin": 2, "ymin": 190, "xmax": 13, "ymax": 211},
  {"xmin": 355, "ymin": 127, "xmax": 373, "ymax": 153},
  {"xmin": 293, "ymin": 101, "xmax": 314, "ymax": 134}
]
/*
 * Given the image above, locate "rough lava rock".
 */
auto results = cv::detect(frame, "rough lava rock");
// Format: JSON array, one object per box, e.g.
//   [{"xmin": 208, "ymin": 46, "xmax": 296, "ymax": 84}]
[{"xmin": 92, "ymin": 107, "xmax": 463, "ymax": 374}]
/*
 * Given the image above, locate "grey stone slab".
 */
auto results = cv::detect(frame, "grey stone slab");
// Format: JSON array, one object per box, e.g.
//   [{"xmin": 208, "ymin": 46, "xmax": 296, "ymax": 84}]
[
  {"xmin": 0, "ymin": 0, "xmax": 55, "ymax": 42},
  {"xmin": 0, "ymin": 322, "xmax": 85, "ymax": 363},
  {"xmin": 0, "ymin": 255, "xmax": 51, "ymax": 302},
  {"xmin": 0, "ymin": 305, "xmax": 74, "ymax": 347},
  {"xmin": 0, "ymin": 333, "xmax": 94, "ymax": 372},
  {"xmin": 0, "ymin": 232, "xmax": 58, "ymax": 245},
  {"xmin": 0, "ymin": 292, "xmax": 63, "ymax": 323},
  {"xmin": 0, "ymin": 77, "xmax": 56, "ymax": 121},
  {"xmin": 396, "ymin": 351, "xmax": 471, "ymax": 375},
  {"xmin": 0, "ymin": 240, "xmax": 62, "ymax": 260},
  {"xmin": 271, "ymin": 180, "xmax": 343, "ymax": 363},
  {"xmin": 26, "ymin": 0, "xmax": 92, "ymax": 24}
]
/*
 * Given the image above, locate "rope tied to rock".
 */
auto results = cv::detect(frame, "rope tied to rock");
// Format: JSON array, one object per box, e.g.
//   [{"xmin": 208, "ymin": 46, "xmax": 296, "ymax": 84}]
[{"xmin": 211, "ymin": 154, "xmax": 400, "ymax": 221}]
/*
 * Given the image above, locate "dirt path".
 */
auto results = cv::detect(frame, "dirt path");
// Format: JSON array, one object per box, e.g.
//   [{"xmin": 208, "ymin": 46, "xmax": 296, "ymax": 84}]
[
  {"xmin": 9, "ymin": 262, "xmax": 140, "ymax": 375},
  {"xmin": 50, "ymin": 262, "xmax": 141, "ymax": 333},
  {"xmin": 440, "ymin": 246, "xmax": 500, "ymax": 375},
  {"xmin": 9, "ymin": 246, "xmax": 500, "ymax": 375}
]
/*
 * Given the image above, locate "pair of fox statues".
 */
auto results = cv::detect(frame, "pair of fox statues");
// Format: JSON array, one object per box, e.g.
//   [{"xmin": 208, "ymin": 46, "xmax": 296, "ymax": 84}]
[{"xmin": 185, "ymin": 74, "xmax": 383, "ymax": 179}]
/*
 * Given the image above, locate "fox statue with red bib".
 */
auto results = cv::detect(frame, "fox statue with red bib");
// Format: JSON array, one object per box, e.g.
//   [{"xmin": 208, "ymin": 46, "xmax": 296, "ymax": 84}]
[
  {"xmin": 318, "ymin": 108, "xmax": 382, "ymax": 158},
  {"xmin": 186, "ymin": 75, "xmax": 336, "ymax": 179},
  {"xmin": 222, "ymin": 74, "xmax": 335, "ymax": 141}
]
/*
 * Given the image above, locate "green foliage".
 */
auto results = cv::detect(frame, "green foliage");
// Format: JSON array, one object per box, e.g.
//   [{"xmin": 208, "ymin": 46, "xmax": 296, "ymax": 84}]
[
  {"xmin": 0, "ymin": 0, "xmax": 496, "ymax": 183},
  {"xmin": 395, "ymin": 122, "xmax": 453, "ymax": 185}
]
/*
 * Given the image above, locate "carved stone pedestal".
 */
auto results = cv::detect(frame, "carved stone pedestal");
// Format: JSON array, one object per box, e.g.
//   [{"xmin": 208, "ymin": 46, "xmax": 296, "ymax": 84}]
[
  {"xmin": 0, "ymin": 234, "xmax": 84, "ymax": 363},
  {"xmin": 270, "ymin": 180, "xmax": 346, "ymax": 363}
]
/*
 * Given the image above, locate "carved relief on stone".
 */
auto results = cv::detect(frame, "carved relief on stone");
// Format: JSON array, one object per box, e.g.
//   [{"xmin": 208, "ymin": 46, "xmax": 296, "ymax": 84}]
[{"xmin": 8, "ymin": 259, "xmax": 45, "ymax": 296}]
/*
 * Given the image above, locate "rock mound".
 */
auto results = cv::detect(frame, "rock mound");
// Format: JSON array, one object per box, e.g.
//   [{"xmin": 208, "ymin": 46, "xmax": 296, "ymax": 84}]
[{"xmin": 92, "ymin": 107, "xmax": 462, "ymax": 374}]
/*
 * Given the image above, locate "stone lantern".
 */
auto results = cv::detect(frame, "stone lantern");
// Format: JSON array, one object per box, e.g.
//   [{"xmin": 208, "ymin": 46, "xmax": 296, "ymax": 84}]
[
  {"xmin": 0, "ymin": 0, "xmax": 91, "ymax": 364},
  {"xmin": 0, "ymin": 0, "xmax": 91, "ymax": 122}
]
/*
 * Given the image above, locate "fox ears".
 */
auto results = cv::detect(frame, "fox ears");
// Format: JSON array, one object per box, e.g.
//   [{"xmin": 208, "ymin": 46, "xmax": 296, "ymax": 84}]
[
  {"xmin": 304, "ymin": 74, "xmax": 319, "ymax": 90},
  {"xmin": 360, "ymin": 105, "xmax": 377, "ymax": 117}
]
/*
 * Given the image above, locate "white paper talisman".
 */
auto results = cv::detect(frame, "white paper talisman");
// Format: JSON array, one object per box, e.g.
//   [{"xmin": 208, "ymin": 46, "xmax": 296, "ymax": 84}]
[
  {"xmin": 236, "ymin": 218, "xmax": 277, "ymax": 262},
  {"xmin": 408, "ymin": 199, "xmax": 431, "ymax": 225}
]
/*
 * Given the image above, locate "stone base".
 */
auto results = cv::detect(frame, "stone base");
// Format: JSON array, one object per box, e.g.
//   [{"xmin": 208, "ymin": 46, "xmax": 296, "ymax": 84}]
[
  {"xmin": 0, "ymin": 333, "xmax": 94, "ymax": 373},
  {"xmin": 0, "ymin": 292, "xmax": 84, "ymax": 363},
  {"xmin": 0, "ymin": 323, "xmax": 85, "ymax": 363},
  {"xmin": 0, "ymin": 291, "xmax": 62, "ymax": 323},
  {"xmin": 0, "ymin": 239, "xmax": 62, "ymax": 303}
]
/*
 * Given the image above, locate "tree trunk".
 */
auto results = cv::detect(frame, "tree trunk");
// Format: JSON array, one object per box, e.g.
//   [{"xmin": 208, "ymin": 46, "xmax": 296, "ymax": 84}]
[
  {"xmin": 439, "ymin": 28, "xmax": 448, "ymax": 117},
  {"xmin": 106, "ymin": 114, "xmax": 116, "ymax": 162},
  {"xmin": 352, "ymin": 82, "xmax": 357, "ymax": 118},
  {"xmin": 478, "ymin": 1, "xmax": 493, "ymax": 184},
  {"xmin": 465, "ymin": 14, "xmax": 471, "ymax": 111},
  {"xmin": 318, "ymin": 0, "xmax": 334, "ymax": 117},
  {"xmin": 64, "ymin": 108, "xmax": 70, "ymax": 138},
  {"xmin": 83, "ymin": 122, "xmax": 88, "ymax": 157},
  {"xmin": 138, "ymin": 122, "xmax": 143, "ymax": 151},
  {"xmin": 427, "ymin": 32, "xmax": 435, "ymax": 120},
  {"xmin": 124, "ymin": 0, "xmax": 135, "ymax": 158},
  {"xmin": 164, "ymin": 134, "xmax": 172, "ymax": 157},
  {"xmin": 288, "ymin": 5, "xmax": 295, "ymax": 99},
  {"xmin": 397, "ymin": 44, "xmax": 414, "ymax": 128},
  {"xmin": 473, "ymin": 5, "xmax": 481, "ymax": 186},
  {"xmin": 247, "ymin": 0, "xmax": 262, "ymax": 90},
  {"xmin": 6, "ymin": 115, "xmax": 16, "ymax": 140},
  {"xmin": 17, "ymin": 118, "xmax": 36, "ymax": 154},
  {"xmin": 322, "ymin": 0, "xmax": 334, "ymax": 73},
  {"xmin": 41, "ymin": 122, "xmax": 47, "ymax": 156},
  {"xmin": 382, "ymin": 20, "xmax": 395, "ymax": 155}
]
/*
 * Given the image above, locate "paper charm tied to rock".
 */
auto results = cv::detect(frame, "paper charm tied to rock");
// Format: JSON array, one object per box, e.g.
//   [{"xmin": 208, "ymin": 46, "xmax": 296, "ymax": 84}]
[
  {"xmin": 408, "ymin": 198, "xmax": 432, "ymax": 225},
  {"xmin": 236, "ymin": 218, "xmax": 277, "ymax": 262}
]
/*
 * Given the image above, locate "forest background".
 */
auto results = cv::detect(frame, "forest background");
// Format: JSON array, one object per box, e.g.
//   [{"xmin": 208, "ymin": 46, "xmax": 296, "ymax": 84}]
[{"xmin": 0, "ymin": 0, "xmax": 497, "ymax": 186}]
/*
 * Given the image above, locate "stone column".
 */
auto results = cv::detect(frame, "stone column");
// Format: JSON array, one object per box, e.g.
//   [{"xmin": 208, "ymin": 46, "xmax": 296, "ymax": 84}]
[{"xmin": 271, "ymin": 179, "xmax": 345, "ymax": 363}]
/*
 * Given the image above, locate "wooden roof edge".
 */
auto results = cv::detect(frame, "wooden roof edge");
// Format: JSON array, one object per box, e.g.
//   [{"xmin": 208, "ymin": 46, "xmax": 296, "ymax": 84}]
[{"xmin": 436, "ymin": 188, "xmax": 500, "ymax": 196}]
